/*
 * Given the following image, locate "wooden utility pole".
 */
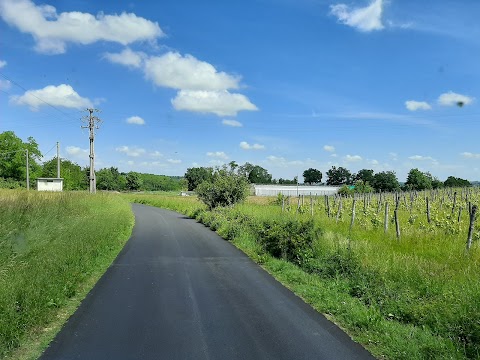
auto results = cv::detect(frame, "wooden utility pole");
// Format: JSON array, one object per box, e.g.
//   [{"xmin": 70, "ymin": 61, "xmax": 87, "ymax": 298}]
[
  {"xmin": 26, "ymin": 149, "xmax": 29, "ymax": 190},
  {"xmin": 82, "ymin": 109, "xmax": 101, "ymax": 194},
  {"xmin": 57, "ymin": 142, "xmax": 60, "ymax": 178}
]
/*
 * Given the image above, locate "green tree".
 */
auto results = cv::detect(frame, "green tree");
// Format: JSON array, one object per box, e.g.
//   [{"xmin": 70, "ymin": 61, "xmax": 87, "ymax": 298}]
[
  {"xmin": 184, "ymin": 167, "xmax": 213, "ymax": 191},
  {"xmin": 42, "ymin": 158, "xmax": 87, "ymax": 190},
  {"xmin": 326, "ymin": 166, "xmax": 352, "ymax": 185},
  {"xmin": 238, "ymin": 162, "xmax": 272, "ymax": 184},
  {"xmin": 126, "ymin": 172, "xmax": 143, "ymax": 191},
  {"xmin": 444, "ymin": 176, "xmax": 471, "ymax": 188},
  {"xmin": 196, "ymin": 166, "xmax": 250, "ymax": 209},
  {"xmin": 372, "ymin": 171, "xmax": 400, "ymax": 192},
  {"xmin": 354, "ymin": 169, "xmax": 374, "ymax": 184},
  {"xmin": 96, "ymin": 167, "xmax": 126, "ymax": 191},
  {"xmin": 0, "ymin": 131, "xmax": 42, "ymax": 186},
  {"xmin": 303, "ymin": 168, "xmax": 322, "ymax": 184},
  {"xmin": 404, "ymin": 168, "xmax": 432, "ymax": 191}
]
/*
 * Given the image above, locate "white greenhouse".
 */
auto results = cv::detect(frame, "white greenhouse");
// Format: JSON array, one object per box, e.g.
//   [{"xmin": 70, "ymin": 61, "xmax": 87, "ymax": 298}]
[{"xmin": 253, "ymin": 185, "xmax": 340, "ymax": 197}]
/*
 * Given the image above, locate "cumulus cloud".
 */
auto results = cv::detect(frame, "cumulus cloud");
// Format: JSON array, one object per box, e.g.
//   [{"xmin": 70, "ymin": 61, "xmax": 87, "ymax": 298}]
[
  {"xmin": 167, "ymin": 158, "xmax": 181, "ymax": 164},
  {"xmin": 0, "ymin": 79, "xmax": 11, "ymax": 90},
  {"xmin": 115, "ymin": 145, "xmax": 146, "ymax": 157},
  {"xmin": 144, "ymin": 52, "xmax": 240, "ymax": 91},
  {"xmin": 0, "ymin": 60, "xmax": 6, "ymax": 68},
  {"xmin": 150, "ymin": 151, "xmax": 163, "ymax": 158},
  {"xmin": 344, "ymin": 154, "xmax": 362, "ymax": 162},
  {"xmin": 266, "ymin": 155, "xmax": 312, "ymax": 168},
  {"xmin": 103, "ymin": 48, "xmax": 257, "ymax": 117},
  {"xmin": 172, "ymin": 90, "xmax": 258, "ymax": 116},
  {"xmin": 0, "ymin": 0, "xmax": 163, "ymax": 54},
  {"xmin": 10, "ymin": 84, "xmax": 92, "ymax": 110},
  {"xmin": 405, "ymin": 100, "xmax": 431, "ymax": 111},
  {"xmin": 126, "ymin": 115, "xmax": 145, "ymax": 125},
  {"xmin": 222, "ymin": 119, "xmax": 243, "ymax": 127},
  {"xmin": 104, "ymin": 47, "xmax": 144, "ymax": 68},
  {"xmin": 240, "ymin": 141, "xmax": 265, "ymax": 150},
  {"xmin": 323, "ymin": 145, "xmax": 335, "ymax": 152},
  {"xmin": 330, "ymin": 0, "xmax": 384, "ymax": 32},
  {"xmin": 461, "ymin": 152, "xmax": 480, "ymax": 159},
  {"xmin": 207, "ymin": 151, "xmax": 228, "ymax": 159},
  {"xmin": 409, "ymin": 155, "xmax": 435, "ymax": 161},
  {"xmin": 438, "ymin": 91, "xmax": 474, "ymax": 107},
  {"xmin": 66, "ymin": 146, "xmax": 88, "ymax": 157}
]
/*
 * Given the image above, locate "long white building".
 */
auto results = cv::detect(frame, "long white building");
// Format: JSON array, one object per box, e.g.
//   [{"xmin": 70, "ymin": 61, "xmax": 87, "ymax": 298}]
[{"xmin": 253, "ymin": 184, "xmax": 340, "ymax": 197}]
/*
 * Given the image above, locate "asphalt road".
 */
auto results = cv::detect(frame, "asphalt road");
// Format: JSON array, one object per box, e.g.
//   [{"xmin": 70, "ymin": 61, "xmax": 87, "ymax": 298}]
[{"xmin": 40, "ymin": 203, "xmax": 374, "ymax": 360}]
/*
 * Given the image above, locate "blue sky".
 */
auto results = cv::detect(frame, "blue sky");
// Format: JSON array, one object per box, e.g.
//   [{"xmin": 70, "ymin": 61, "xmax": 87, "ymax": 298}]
[{"xmin": 1, "ymin": 0, "xmax": 479, "ymax": 182}]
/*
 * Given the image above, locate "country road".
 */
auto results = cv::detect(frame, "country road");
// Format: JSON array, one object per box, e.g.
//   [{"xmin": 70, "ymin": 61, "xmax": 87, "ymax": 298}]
[{"xmin": 39, "ymin": 204, "xmax": 374, "ymax": 360}]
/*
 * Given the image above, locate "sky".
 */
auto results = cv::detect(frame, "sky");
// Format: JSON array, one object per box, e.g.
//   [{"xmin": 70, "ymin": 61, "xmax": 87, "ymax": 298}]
[{"xmin": 1, "ymin": 0, "xmax": 479, "ymax": 182}]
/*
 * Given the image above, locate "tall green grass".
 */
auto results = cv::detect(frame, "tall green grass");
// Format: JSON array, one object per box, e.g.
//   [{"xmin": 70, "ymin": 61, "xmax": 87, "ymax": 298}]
[
  {"xmin": 130, "ymin": 193, "xmax": 480, "ymax": 359},
  {"xmin": 0, "ymin": 190, "xmax": 134, "ymax": 358}
]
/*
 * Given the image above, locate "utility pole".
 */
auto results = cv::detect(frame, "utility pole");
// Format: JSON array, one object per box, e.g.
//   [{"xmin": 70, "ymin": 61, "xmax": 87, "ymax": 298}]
[
  {"xmin": 26, "ymin": 149, "xmax": 29, "ymax": 190},
  {"xmin": 82, "ymin": 108, "xmax": 101, "ymax": 194},
  {"xmin": 56, "ymin": 141, "xmax": 60, "ymax": 178}
]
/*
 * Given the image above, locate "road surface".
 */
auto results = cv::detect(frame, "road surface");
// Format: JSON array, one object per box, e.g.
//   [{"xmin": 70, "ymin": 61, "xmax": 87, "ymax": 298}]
[{"xmin": 40, "ymin": 204, "xmax": 374, "ymax": 360}]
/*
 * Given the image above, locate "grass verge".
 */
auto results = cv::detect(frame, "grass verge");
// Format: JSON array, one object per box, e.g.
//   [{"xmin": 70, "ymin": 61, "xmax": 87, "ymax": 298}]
[{"xmin": 0, "ymin": 190, "xmax": 134, "ymax": 359}]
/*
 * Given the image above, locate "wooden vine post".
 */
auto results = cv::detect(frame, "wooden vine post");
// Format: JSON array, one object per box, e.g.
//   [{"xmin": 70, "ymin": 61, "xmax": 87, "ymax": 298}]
[{"xmin": 466, "ymin": 205, "xmax": 478, "ymax": 251}]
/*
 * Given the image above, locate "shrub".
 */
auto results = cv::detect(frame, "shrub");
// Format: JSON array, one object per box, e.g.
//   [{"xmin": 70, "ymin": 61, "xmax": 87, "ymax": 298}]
[{"xmin": 196, "ymin": 167, "xmax": 249, "ymax": 209}]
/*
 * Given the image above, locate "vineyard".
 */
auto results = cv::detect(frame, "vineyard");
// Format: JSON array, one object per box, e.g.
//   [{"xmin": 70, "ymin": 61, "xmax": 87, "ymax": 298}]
[{"xmin": 131, "ymin": 187, "xmax": 480, "ymax": 359}]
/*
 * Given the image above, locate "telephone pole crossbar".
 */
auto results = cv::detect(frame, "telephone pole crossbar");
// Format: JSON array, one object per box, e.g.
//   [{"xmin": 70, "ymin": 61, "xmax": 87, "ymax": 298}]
[{"xmin": 82, "ymin": 108, "xmax": 102, "ymax": 194}]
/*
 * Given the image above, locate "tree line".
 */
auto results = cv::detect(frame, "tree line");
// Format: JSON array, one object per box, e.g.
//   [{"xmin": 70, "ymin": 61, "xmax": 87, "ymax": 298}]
[{"xmin": 0, "ymin": 131, "xmax": 182, "ymax": 192}]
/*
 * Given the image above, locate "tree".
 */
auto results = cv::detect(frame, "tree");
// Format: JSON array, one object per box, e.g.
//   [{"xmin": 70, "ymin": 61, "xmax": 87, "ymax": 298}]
[
  {"xmin": 96, "ymin": 167, "xmax": 126, "ymax": 191},
  {"xmin": 444, "ymin": 176, "xmax": 471, "ymax": 188},
  {"xmin": 303, "ymin": 168, "xmax": 322, "ymax": 184},
  {"xmin": 326, "ymin": 166, "xmax": 352, "ymax": 185},
  {"xmin": 238, "ymin": 162, "xmax": 272, "ymax": 184},
  {"xmin": 354, "ymin": 169, "xmax": 374, "ymax": 184},
  {"xmin": 372, "ymin": 171, "xmax": 400, "ymax": 192},
  {"xmin": 42, "ymin": 158, "xmax": 87, "ymax": 190},
  {"xmin": 184, "ymin": 167, "xmax": 213, "ymax": 191},
  {"xmin": 404, "ymin": 168, "xmax": 432, "ymax": 191},
  {"xmin": 0, "ymin": 131, "xmax": 42, "ymax": 185},
  {"xmin": 126, "ymin": 172, "xmax": 143, "ymax": 191},
  {"xmin": 196, "ymin": 166, "xmax": 250, "ymax": 209}
]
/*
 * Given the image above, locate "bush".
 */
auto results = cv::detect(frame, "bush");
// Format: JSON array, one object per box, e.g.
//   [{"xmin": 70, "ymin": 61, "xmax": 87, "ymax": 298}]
[{"xmin": 196, "ymin": 167, "xmax": 249, "ymax": 209}]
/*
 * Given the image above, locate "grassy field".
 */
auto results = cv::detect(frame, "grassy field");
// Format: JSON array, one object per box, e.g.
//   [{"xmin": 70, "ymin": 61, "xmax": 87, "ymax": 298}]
[
  {"xmin": 0, "ymin": 190, "xmax": 134, "ymax": 359},
  {"xmin": 129, "ymin": 191, "xmax": 480, "ymax": 360}
]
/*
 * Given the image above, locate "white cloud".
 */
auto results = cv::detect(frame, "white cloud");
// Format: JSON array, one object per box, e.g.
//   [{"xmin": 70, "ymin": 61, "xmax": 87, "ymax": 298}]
[
  {"xmin": 10, "ymin": 84, "xmax": 92, "ymax": 110},
  {"xmin": 0, "ymin": 0, "xmax": 163, "ymax": 54},
  {"xmin": 115, "ymin": 145, "xmax": 146, "ymax": 157},
  {"xmin": 0, "ymin": 79, "xmax": 11, "ymax": 90},
  {"xmin": 461, "ymin": 152, "xmax": 480, "ymax": 159},
  {"xmin": 150, "ymin": 151, "xmax": 163, "ymax": 158},
  {"xmin": 330, "ymin": 0, "xmax": 384, "ymax": 32},
  {"xmin": 344, "ymin": 154, "xmax": 362, "ymax": 162},
  {"xmin": 0, "ymin": 60, "xmax": 6, "ymax": 68},
  {"xmin": 369, "ymin": 159, "xmax": 379, "ymax": 165},
  {"xmin": 172, "ymin": 90, "xmax": 257, "ymax": 116},
  {"xmin": 331, "ymin": 153, "xmax": 338, "ymax": 158},
  {"xmin": 66, "ymin": 146, "xmax": 88, "ymax": 157},
  {"xmin": 222, "ymin": 119, "xmax": 243, "ymax": 127},
  {"xmin": 126, "ymin": 115, "xmax": 145, "ymax": 125},
  {"xmin": 409, "ymin": 155, "xmax": 435, "ymax": 161},
  {"xmin": 207, "ymin": 151, "xmax": 228, "ymax": 160},
  {"xmin": 323, "ymin": 145, "xmax": 335, "ymax": 152},
  {"xmin": 144, "ymin": 52, "xmax": 240, "ymax": 91},
  {"xmin": 240, "ymin": 141, "xmax": 265, "ymax": 150},
  {"xmin": 104, "ymin": 47, "xmax": 144, "ymax": 68},
  {"xmin": 438, "ymin": 91, "xmax": 474, "ymax": 107},
  {"xmin": 405, "ymin": 100, "xmax": 431, "ymax": 111},
  {"xmin": 167, "ymin": 158, "xmax": 181, "ymax": 164}
]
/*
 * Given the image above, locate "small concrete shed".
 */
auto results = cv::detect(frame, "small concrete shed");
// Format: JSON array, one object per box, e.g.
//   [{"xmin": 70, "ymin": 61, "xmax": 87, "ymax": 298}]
[{"xmin": 36, "ymin": 178, "xmax": 63, "ymax": 192}]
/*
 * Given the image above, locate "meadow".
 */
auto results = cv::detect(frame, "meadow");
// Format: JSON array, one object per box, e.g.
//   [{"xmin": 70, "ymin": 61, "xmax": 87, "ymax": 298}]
[
  {"xmin": 130, "ymin": 188, "xmax": 480, "ymax": 360},
  {"xmin": 0, "ymin": 190, "xmax": 134, "ymax": 359}
]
